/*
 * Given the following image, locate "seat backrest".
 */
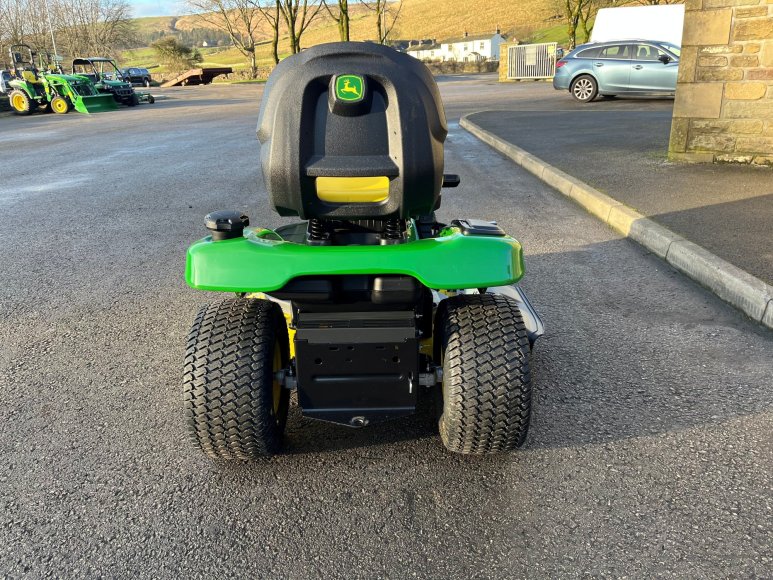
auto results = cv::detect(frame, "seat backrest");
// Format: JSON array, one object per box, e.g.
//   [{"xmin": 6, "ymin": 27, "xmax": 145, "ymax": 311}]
[{"xmin": 257, "ymin": 42, "xmax": 448, "ymax": 220}]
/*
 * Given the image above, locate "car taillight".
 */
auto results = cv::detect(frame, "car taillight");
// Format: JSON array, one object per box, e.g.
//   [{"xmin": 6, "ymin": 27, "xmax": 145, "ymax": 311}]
[{"xmin": 556, "ymin": 60, "xmax": 566, "ymax": 69}]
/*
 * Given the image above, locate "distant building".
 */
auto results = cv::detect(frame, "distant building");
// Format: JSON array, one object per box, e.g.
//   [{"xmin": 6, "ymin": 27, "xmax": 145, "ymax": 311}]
[
  {"xmin": 406, "ymin": 30, "xmax": 507, "ymax": 62},
  {"xmin": 405, "ymin": 40, "xmax": 442, "ymax": 61}
]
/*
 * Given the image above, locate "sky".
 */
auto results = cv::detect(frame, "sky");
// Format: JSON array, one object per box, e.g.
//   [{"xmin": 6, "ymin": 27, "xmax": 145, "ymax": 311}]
[{"xmin": 129, "ymin": 0, "xmax": 183, "ymax": 18}]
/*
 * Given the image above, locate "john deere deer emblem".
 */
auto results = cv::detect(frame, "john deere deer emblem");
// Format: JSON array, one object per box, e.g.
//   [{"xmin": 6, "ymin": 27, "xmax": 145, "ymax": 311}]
[{"xmin": 335, "ymin": 74, "xmax": 365, "ymax": 103}]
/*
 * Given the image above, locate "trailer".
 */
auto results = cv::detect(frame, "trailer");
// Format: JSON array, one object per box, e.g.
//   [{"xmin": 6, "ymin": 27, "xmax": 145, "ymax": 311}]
[{"xmin": 160, "ymin": 67, "xmax": 233, "ymax": 88}]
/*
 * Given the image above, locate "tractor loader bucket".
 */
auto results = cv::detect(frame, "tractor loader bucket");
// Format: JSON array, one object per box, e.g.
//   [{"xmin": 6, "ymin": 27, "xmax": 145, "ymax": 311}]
[{"xmin": 73, "ymin": 93, "xmax": 117, "ymax": 114}]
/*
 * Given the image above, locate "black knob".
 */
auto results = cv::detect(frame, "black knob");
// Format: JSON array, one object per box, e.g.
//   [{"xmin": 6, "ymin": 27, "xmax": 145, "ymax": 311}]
[{"xmin": 204, "ymin": 210, "xmax": 249, "ymax": 241}]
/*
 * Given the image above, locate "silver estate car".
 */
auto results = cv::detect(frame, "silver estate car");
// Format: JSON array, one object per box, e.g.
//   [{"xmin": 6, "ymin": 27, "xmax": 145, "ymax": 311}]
[{"xmin": 553, "ymin": 40, "xmax": 680, "ymax": 103}]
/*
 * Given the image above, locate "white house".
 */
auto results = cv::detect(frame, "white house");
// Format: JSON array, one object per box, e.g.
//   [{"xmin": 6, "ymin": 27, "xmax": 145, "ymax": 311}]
[
  {"xmin": 406, "ymin": 42, "xmax": 443, "ymax": 61},
  {"xmin": 407, "ymin": 30, "xmax": 506, "ymax": 62}
]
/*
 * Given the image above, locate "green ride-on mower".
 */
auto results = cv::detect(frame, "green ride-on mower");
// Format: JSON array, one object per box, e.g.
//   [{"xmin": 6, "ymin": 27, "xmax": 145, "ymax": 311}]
[
  {"xmin": 71, "ymin": 57, "xmax": 154, "ymax": 106},
  {"xmin": 183, "ymin": 43, "xmax": 544, "ymax": 458},
  {"xmin": 6, "ymin": 45, "xmax": 117, "ymax": 115}
]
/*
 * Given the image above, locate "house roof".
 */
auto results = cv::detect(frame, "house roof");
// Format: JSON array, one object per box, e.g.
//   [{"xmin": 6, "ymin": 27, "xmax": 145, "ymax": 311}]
[
  {"xmin": 407, "ymin": 43, "xmax": 441, "ymax": 52},
  {"xmin": 442, "ymin": 33, "xmax": 499, "ymax": 44}
]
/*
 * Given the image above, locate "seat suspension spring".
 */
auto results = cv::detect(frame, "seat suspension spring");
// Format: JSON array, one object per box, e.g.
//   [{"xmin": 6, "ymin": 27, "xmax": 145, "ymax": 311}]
[
  {"xmin": 383, "ymin": 219, "xmax": 404, "ymax": 240},
  {"xmin": 308, "ymin": 219, "xmax": 327, "ymax": 241}
]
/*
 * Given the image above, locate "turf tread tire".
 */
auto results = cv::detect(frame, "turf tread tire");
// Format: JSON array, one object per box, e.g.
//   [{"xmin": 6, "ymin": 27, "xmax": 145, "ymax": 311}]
[
  {"xmin": 436, "ymin": 294, "xmax": 532, "ymax": 454},
  {"xmin": 183, "ymin": 297, "xmax": 289, "ymax": 459}
]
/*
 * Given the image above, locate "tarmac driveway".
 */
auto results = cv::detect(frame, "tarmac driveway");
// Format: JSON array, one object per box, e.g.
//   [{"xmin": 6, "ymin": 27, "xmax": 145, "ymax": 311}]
[{"xmin": 0, "ymin": 82, "xmax": 770, "ymax": 578}]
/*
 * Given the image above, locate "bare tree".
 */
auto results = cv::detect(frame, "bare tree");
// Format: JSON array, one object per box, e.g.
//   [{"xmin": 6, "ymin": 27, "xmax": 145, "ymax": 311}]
[
  {"xmin": 187, "ymin": 0, "xmax": 265, "ymax": 78},
  {"xmin": 560, "ymin": 0, "xmax": 594, "ymax": 49},
  {"xmin": 360, "ymin": 0, "xmax": 402, "ymax": 45},
  {"xmin": 0, "ymin": 0, "xmax": 25, "ymax": 58},
  {"xmin": 579, "ymin": 0, "xmax": 603, "ymax": 43},
  {"xmin": 257, "ymin": 0, "xmax": 281, "ymax": 64},
  {"xmin": 323, "ymin": 0, "xmax": 349, "ymax": 42},
  {"xmin": 277, "ymin": 0, "xmax": 323, "ymax": 55},
  {"xmin": 2, "ymin": 0, "xmax": 52, "ymax": 54},
  {"xmin": 53, "ymin": 0, "xmax": 135, "ymax": 56},
  {"xmin": 1, "ymin": 0, "xmax": 134, "ymax": 62}
]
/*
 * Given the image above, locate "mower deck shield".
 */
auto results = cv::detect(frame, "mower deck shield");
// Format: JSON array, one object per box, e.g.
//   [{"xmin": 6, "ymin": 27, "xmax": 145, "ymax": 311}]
[{"xmin": 186, "ymin": 225, "xmax": 525, "ymax": 293}]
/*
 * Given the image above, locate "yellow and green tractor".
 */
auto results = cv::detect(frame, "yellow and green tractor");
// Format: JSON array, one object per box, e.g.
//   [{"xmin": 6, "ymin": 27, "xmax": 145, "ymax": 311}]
[{"xmin": 6, "ymin": 45, "xmax": 117, "ymax": 115}]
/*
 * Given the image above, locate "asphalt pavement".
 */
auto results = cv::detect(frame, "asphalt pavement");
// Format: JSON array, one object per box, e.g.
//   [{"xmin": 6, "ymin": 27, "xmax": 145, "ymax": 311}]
[
  {"xmin": 1, "ymin": 81, "xmax": 771, "ymax": 578},
  {"xmin": 466, "ymin": 106, "xmax": 773, "ymax": 285}
]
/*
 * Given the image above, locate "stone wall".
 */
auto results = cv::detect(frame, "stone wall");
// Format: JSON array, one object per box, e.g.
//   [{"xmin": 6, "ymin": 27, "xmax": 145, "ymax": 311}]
[
  {"xmin": 499, "ymin": 43, "xmax": 514, "ymax": 81},
  {"xmin": 668, "ymin": 0, "xmax": 773, "ymax": 164},
  {"xmin": 424, "ymin": 60, "xmax": 499, "ymax": 75}
]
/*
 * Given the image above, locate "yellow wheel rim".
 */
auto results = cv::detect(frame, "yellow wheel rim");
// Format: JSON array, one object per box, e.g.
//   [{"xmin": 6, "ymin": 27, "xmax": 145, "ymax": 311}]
[
  {"xmin": 11, "ymin": 94, "xmax": 26, "ymax": 111},
  {"xmin": 52, "ymin": 98, "xmax": 67, "ymax": 114},
  {"xmin": 272, "ymin": 340, "xmax": 282, "ymax": 416}
]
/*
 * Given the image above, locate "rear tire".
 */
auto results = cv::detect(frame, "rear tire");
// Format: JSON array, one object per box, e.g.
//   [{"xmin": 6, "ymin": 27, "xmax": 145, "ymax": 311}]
[
  {"xmin": 571, "ymin": 75, "xmax": 598, "ymax": 103},
  {"xmin": 9, "ymin": 90, "xmax": 32, "ymax": 115},
  {"xmin": 435, "ymin": 294, "xmax": 532, "ymax": 454},
  {"xmin": 183, "ymin": 297, "xmax": 290, "ymax": 459},
  {"xmin": 144, "ymin": 78, "xmax": 151, "ymax": 88}
]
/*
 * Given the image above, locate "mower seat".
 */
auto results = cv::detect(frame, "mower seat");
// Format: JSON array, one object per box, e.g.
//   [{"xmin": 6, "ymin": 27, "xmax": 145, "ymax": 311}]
[
  {"xmin": 22, "ymin": 70, "xmax": 42, "ymax": 83},
  {"xmin": 257, "ymin": 42, "xmax": 448, "ymax": 221}
]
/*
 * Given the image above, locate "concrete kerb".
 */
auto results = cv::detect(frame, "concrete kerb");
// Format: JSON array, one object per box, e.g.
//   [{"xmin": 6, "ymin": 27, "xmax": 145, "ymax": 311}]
[{"xmin": 460, "ymin": 113, "xmax": 773, "ymax": 329}]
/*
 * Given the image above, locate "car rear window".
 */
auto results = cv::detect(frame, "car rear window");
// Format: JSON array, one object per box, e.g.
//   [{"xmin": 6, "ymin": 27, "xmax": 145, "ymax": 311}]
[
  {"xmin": 576, "ymin": 47, "xmax": 601, "ymax": 59},
  {"xmin": 600, "ymin": 45, "xmax": 632, "ymax": 59}
]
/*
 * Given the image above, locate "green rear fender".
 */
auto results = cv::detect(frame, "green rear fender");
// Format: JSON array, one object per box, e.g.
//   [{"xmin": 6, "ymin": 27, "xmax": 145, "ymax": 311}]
[
  {"xmin": 186, "ymin": 225, "xmax": 525, "ymax": 292},
  {"xmin": 9, "ymin": 79, "xmax": 34, "ymax": 97}
]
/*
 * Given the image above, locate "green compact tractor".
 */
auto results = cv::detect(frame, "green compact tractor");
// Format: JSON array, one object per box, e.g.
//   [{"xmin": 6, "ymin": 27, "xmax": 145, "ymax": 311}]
[
  {"xmin": 183, "ymin": 43, "xmax": 544, "ymax": 458},
  {"xmin": 6, "ymin": 45, "xmax": 117, "ymax": 115},
  {"xmin": 71, "ymin": 57, "xmax": 154, "ymax": 106}
]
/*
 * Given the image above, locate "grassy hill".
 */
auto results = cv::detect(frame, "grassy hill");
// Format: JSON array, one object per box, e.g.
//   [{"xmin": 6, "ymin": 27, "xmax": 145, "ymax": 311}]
[{"xmin": 122, "ymin": 0, "xmax": 566, "ymax": 75}]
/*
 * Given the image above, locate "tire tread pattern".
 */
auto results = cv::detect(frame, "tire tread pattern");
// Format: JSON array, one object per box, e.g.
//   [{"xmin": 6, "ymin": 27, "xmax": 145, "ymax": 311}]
[
  {"xmin": 437, "ymin": 294, "xmax": 532, "ymax": 454},
  {"xmin": 183, "ymin": 298, "xmax": 287, "ymax": 459}
]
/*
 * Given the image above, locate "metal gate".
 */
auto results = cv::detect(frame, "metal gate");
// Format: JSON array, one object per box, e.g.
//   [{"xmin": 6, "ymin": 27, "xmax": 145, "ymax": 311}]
[{"xmin": 507, "ymin": 42, "xmax": 558, "ymax": 80}]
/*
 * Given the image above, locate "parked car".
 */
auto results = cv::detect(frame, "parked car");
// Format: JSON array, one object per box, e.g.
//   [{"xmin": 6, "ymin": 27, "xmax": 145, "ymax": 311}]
[
  {"xmin": 120, "ymin": 67, "xmax": 152, "ymax": 87},
  {"xmin": 0, "ymin": 69, "xmax": 12, "ymax": 93},
  {"xmin": 553, "ymin": 40, "xmax": 680, "ymax": 103}
]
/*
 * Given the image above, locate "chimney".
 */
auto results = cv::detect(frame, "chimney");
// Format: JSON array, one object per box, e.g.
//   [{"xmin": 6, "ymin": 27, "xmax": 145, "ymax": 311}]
[
  {"xmin": 495, "ymin": 25, "xmax": 501, "ymax": 35},
  {"xmin": 463, "ymin": 31, "xmax": 468, "ymax": 38}
]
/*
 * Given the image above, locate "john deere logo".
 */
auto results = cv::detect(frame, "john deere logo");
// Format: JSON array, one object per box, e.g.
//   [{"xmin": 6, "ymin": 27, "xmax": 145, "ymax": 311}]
[{"xmin": 335, "ymin": 74, "xmax": 365, "ymax": 102}]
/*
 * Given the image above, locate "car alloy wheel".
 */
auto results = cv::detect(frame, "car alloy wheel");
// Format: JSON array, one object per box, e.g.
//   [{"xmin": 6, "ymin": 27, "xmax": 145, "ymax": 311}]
[{"xmin": 573, "ymin": 78, "xmax": 595, "ymax": 101}]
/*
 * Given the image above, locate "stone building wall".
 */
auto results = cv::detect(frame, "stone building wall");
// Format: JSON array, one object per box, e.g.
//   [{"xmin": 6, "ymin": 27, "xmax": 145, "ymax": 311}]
[
  {"xmin": 668, "ymin": 0, "xmax": 773, "ymax": 164},
  {"xmin": 499, "ymin": 43, "xmax": 513, "ymax": 81}
]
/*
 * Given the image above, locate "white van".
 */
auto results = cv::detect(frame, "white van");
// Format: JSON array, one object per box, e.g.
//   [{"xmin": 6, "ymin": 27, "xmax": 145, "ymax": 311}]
[{"xmin": 591, "ymin": 4, "xmax": 685, "ymax": 46}]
